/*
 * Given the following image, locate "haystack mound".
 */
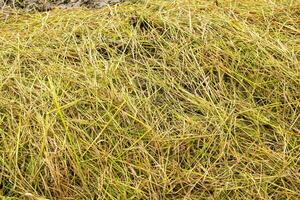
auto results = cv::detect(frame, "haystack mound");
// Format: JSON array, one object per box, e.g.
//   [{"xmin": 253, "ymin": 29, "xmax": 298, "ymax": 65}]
[{"xmin": 1, "ymin": 0, "xmax": 300, "ymax": 199}]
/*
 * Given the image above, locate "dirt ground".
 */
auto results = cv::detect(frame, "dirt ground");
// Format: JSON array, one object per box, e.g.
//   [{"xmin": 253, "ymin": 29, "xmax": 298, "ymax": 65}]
[{"xmin": 0, "ymin": 0, "xmax": 123, "ymax": 11}]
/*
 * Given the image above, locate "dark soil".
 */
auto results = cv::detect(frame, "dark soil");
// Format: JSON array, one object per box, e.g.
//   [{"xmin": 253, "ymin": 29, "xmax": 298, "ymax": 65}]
[{"xmin": 0, "ymin": 0, "xmax": 123, "ymax": 11}]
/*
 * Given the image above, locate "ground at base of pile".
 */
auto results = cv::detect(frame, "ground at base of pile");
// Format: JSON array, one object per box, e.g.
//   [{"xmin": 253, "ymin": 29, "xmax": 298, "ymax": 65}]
[{"xmin": 0, "ymin": 0, "xmax": 123, "ymax": 11}]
